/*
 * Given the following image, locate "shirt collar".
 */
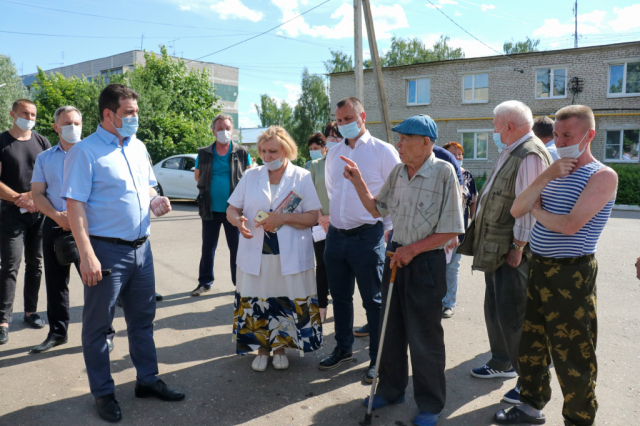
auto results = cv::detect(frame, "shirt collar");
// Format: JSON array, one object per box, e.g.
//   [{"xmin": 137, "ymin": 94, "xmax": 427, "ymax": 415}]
[
  {"xmin": 398, "ymin": 152, "xmax": 436, "ymax": 181},
  {"xmin": 545, "ymin": 140, "xmax": 556, "ymax": 148},
  {"xmin": 96, "ymin": 124, "xmax": 131, "ymax": 147},
  {"xmin": 344, "ymin": 130, "xmax": 371, "ymax": 147},
  {"xmin": 52, "ymin": 143, "xmax": 66, "ymax": 153},
  {"xmin": 503, "ymin": 131, "xmax": 535, "ymax": 154}
]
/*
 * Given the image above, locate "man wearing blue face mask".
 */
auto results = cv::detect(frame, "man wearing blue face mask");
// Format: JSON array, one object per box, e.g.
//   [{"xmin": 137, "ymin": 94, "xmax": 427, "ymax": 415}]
[
  {"xmin": 0, "ymin": 99, "xmax": 51, "ymax": 345},
  {"xmin": 319, "ymin": 97, "xmax": 401, "ymax": 382},
  {"xmin": 458, "ymin": 100, "xmax": 552, "ymax": 407},
  {"xmin": 61, "ymin": 84, "xmax": 184, "ymax": 423}
]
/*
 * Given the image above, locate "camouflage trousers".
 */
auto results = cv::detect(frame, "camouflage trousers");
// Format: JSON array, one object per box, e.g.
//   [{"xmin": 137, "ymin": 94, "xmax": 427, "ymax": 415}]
[{"xmin": 518, "ymin": 254, "xmax": 598, "ymax": 426}]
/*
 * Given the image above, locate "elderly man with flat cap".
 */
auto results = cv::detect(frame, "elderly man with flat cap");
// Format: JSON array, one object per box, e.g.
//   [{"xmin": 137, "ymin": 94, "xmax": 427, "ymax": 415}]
[{"xmin": 342, "ymin": 115, "xmax": 464, "ymax": 426}]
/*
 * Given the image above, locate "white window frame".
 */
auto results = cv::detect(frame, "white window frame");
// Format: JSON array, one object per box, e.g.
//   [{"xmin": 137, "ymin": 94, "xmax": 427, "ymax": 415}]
[
  {"xmin": 605, "ymin": 58, "xmax": 640, "ymax": 98},
  {"xmin": 533, "ymin": 65, "xmax": 568, "ymax": 100},
  {"xmin": 403, "ymin": 75, "xmax": 432, "ymax": 106},
  {"xmin": 460, "ymin": 72, "xmax": 489, "ymax": 104},
  {"xmin": 457, "ymin": 129, "xmax": 491, "ymax": 160},
  {"xmin": 603, "ymin": 129, "xmax": 640, "ymax": 163}
]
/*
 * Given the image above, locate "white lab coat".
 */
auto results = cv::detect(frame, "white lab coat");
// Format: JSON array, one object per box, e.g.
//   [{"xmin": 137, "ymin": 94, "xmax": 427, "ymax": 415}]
[{"xmin": 227, "ymin": 161, "xmax": 322, "ymax": 276}]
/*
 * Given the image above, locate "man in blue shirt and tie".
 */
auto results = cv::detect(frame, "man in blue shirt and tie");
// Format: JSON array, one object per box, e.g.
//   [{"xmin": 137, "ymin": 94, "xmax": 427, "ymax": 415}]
[
  {"xmin": 62, "ymin": 84, "xmax": 184, "ymax": 423},
  {"xmin": 30, "ymin": 105, "xmax": 116, "ymax": 354}
]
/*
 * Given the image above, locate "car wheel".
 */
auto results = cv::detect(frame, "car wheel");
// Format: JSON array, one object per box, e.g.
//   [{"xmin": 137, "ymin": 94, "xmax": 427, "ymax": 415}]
[{"xmin": 156, "ymin": 184, "xmax": 164, "ymax": 196}]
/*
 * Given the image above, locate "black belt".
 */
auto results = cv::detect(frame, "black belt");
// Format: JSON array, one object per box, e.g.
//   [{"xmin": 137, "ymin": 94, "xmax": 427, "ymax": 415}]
[
  {"xmin": 392, "ymin": 241, "xmax": 444, "ymax": 254},
  {"xmin": 331, "ymin": 222, "xmax": 380, "ymax": 236},
  {"xmin": 91, "ymin": 235, "xmax": 148, "ymax": 248}
]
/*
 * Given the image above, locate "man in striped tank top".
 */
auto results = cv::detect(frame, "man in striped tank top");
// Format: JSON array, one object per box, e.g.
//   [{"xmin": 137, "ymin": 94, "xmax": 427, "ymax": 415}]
[{"xmin": 495, "ymin": 105, "xmax": 617, "ymax": 425}]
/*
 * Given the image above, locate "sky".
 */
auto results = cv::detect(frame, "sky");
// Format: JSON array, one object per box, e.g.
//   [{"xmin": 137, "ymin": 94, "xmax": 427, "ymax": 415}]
[{"xmin": 1, "ymin": 0, "xmax": 640, "ymax": 129}]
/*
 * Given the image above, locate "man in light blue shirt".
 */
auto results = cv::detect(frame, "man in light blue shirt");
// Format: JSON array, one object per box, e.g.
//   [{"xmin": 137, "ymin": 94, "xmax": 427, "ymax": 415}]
[
  {"xmin": 533, "ymin": 116, "xmax": 559, "ymax": 162},
  {"xmin": 30, "ymin": 105, "xmax": 116, "ymax": 354},
  {"xmin": 61, "ymin": 84, "xmax": 184, "ymax": 423}
]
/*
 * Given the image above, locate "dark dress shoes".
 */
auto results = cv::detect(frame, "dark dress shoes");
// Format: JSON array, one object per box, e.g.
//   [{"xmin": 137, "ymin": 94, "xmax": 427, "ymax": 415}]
[
  {"xmin": 107, "ymin": 337, "xmax": 114, "ymax": 353},
  {"xmin": 364, "ymin": 363, "xmax": 376, "ymax": 383},
  {"xmin": 135, "ymin": 379, "xmax": 185, "ymax": 401},
  {"xmin": 353, "ymin": 324, "xmax": 370, "ymax": 337},
  {"xmin": 155, "ymin": 293, "xmax": 163, "ymax": 301},
  {"xmin": 0, "ymin": 326, "xmax": 8, "ymax": 345},
  {"xmin": 318, "ymin": 348, "xmax": 353, "ymax": 370},
  {"xmin": 30, "ymin": 336, "xmax": 67, "ymax": 354},
  {"xmin": 96, "ymin": 393, "xmax": 122, "ymax": 423},
  {"xmin": 24, "ymin": 313, "xmax": 46, "ymax": 329}
]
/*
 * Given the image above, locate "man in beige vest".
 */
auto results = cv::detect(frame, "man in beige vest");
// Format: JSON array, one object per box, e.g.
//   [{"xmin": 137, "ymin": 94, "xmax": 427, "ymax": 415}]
[{"xmin": 458, "ymin": 100, "xmax": 552, "ymax": 406}]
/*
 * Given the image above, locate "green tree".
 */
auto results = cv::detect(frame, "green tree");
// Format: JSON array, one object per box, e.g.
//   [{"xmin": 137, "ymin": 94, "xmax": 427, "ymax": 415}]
[
  {"xmin": 0, "ymin": 54, "xmax": 29, "ymax": 132},
  {"xmin": 30, "ymin": 46, "xmax": 220, "ymax": 162},
  {"xmin": 383, "ymin": 35, "xmax": 464, "ymax": 66},
  {"xmin": 291, "ymin": 68, "xmax": 330, "ymax": 163},
  {"xmin": 254, "ymin": 94, "xmax": 294, "ymax": 129},
  {"xmin": 323, "ymin": 50, "xmax": 355, "ymax": 73},
  {"xmin": 503, "ymin": 37, "xmax": 540, "ymax": 54}
]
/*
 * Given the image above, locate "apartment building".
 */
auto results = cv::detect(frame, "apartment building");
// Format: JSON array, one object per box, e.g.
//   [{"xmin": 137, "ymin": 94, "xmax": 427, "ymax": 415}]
[{"xmin": 329, "ymin": 41, "xmax": 640, "ymax": 177}]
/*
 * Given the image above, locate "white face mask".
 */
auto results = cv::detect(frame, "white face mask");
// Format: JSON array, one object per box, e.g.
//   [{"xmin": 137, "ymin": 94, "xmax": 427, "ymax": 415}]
[
  {"xmin": 15, "ymin": 117, "xmax": 36, "ymax": 131},
  {"xmin": 557, "ymin": 131, "xmax": 590, "ymax": 159},
  {"xmin": 61, "ymin": 124, "xmax": 82, "ymax": 144},
  {"xmin": 216, "ymin": 130, "xmax": 231, "ymax": 145},
  {"xmin": 265, "ymin": 156, "xmax": 286, "ymax": 171},
  {"xmin": 326, "ymin": 141, "xmax": 340, "ymax": 150}
]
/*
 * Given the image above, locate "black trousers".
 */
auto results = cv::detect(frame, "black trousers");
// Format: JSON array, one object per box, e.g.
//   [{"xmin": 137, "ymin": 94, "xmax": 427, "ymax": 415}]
[
  {"xmin": 376, "ymin": 248, "xmax": 447, "ymax": 414},
  {"xmin": 0, "ymin": 203, "xmax": 44, "ymax": 324},
  {"xmin": 312, "ymin": 239, "xmax": 329, "ymax": 309},
  {"xmin": 43, "ymin": 217, "xmax": 115, "ymax": 341}
]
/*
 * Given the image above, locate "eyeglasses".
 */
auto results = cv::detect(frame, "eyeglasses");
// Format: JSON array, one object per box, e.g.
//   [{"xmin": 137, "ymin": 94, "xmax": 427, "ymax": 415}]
[{"xmin": 326, "ymin": 135, "xmax": 342, "ymax": 142}]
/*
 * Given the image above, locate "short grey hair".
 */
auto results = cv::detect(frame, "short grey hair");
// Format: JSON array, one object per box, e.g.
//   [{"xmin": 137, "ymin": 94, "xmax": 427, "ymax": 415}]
[
  {"xmin": 212, "ymin": 113, "xmax": 234, "ymax": 129},
  {"xmin": 54, "ymin": 105, "xmax": 82, "ymax": 124},
  {"xmin": 493, "ymin": 100, "xmax": 533, "ymax": 128}
]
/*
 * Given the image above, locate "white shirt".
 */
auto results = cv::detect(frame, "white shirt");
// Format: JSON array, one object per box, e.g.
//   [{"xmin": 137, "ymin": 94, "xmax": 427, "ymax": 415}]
[
  {"xmin": 476, "ymin": 131, "xmax": 547, "ymax": 242},
  {"xmin": 325, "ymin": 130, "xmax": 400, "ymax": 231},
  {"xmin": 227, "ymin": 161, "xmax": 322, "ymax": 276},
  {"xmin": 545, "ymin": 140, "xmax": 560, "ymax": 162}
]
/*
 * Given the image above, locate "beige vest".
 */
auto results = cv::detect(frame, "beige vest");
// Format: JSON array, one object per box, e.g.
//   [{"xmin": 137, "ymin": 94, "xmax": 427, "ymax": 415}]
[{"xmin": 458, "ymin": 136, "xmax": 552, "ymax": 272}]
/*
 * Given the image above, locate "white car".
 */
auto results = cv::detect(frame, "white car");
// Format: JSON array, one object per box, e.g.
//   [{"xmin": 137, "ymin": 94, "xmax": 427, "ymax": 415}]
[{"xmin": 152, "ymin": 154, "xmax": 198, "ymax": 200}]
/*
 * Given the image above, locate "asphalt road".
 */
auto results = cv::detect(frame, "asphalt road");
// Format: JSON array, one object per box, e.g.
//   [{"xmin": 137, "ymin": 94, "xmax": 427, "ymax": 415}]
[{"xmin": 0, "ymin": 202, "xmax": 638, "ymax": 426}]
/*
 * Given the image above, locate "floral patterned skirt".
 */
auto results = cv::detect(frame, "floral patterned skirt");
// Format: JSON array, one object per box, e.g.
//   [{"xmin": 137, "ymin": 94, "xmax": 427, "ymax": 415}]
[{"xmin": 232, "ymin": 255, "xmax": 323, "ymax": 356}]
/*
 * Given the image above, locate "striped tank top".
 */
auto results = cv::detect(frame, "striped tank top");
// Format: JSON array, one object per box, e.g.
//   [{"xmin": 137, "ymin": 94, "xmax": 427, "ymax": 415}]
[{"xmin": 530, "ymin": 161, "xmax": 614, "ymax": 258}]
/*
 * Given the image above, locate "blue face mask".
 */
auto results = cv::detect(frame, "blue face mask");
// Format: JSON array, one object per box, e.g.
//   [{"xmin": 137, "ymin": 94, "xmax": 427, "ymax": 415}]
[
  {"xmin": 112, "ymin": 114, "xmax": 139, "ymax": 137},
  {"xmin": 492, "ymin": 126, "xmax": 508, "ymax": 152},
  {"xmin": 309, "ymin": 150, "xmax": 323, "ymax": 160},
  {"xmin": 338, "ymin": 119, "xmax": 361, "ymax": 140},
  {"xmin": 326, "ymin": 141, "xmax": 339, "ymax": 150}
]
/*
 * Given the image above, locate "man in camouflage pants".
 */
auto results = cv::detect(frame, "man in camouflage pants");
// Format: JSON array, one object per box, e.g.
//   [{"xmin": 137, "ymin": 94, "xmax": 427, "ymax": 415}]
[{"xmin": 494, "ymin": 105, "xmax": 618, "ymax": 425}]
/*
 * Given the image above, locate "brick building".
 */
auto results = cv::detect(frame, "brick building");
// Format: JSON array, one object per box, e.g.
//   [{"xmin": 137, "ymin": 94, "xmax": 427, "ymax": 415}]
[
  {"xmin": 329, "ymin": 41, "xmax": 640, "ymax": 178},
  {"xmin": 21, "ymin": 50, "xmax": 239, "ymax": 136}
]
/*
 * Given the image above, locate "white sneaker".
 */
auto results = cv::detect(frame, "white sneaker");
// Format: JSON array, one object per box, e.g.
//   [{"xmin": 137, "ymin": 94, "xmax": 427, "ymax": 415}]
[
  {"xmin": 251, "ymin": 355, "xmax": 268, "ymax": 372},
  {"xmin": 273, "ymin": 354, "xmax": 289, "ymax": 370}
]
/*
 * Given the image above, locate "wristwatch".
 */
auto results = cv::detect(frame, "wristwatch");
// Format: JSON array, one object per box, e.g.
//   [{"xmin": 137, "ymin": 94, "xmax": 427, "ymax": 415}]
[{"xmin": 509, "ymin": 242, "xmax": 525, "ymax": 251}]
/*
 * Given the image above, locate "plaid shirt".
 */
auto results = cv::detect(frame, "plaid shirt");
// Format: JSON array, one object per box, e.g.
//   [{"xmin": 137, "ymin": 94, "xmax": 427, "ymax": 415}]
[{"xmin": 376, "ymin": 153, "xmax": 465, "ymax": 247}]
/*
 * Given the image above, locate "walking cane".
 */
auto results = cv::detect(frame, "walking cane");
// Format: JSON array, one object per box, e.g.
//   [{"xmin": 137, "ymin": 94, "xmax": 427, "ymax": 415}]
[{"xmin": 364, "ymin": 251, "xmax": 398, "ymax": 426}]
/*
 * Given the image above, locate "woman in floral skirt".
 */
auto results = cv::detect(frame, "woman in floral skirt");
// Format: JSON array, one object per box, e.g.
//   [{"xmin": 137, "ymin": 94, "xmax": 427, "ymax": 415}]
[{"xmin": 227, "ymin": 126, "xmax": 323, "ymax": 371}]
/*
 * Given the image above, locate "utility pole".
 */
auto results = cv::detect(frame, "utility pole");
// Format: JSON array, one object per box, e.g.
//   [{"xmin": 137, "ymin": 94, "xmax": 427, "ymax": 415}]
[
  {"xmin": 574, "ymin": 0, "xmax": 578, "ymax": 48},
  {"xmin": 141, "ymin": 34, "xmax": 145, "ymax": 51},
  {"xmin": 354, "ymin": 0, "xmax": 364, "ymax": 102},
  {"xmin": 361, "ymin": 0, "xmax": 394, "ymax": 145}
]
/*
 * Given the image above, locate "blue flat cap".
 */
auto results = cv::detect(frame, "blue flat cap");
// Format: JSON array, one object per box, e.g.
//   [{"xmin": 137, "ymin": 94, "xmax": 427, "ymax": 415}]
[{"xmin": 391, "ymin": 115, "xmax": 438, "ymax": 141}]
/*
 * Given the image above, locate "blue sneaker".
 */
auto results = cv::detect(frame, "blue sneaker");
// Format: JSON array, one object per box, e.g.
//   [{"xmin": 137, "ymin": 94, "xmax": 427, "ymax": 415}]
[
  {"xmin": 502, "ymin": 387, "xmax": 521, "ymax": 404},
  {"xmin": 413, "ymin": 411, "xmax": 442, "ymax": 426},
  {"xmin": 470, "ymin": 364, "xmax": 517, "ymax": 379},
  {"xmin": 362, "ymin": 394, "xmax": 405, "ymax": 409}
]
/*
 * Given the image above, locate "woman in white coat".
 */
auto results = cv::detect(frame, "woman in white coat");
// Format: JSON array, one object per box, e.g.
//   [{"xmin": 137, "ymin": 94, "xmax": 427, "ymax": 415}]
[{"xmin": 227, "ymin": 126, "xmax": 323, "ymax": 372}]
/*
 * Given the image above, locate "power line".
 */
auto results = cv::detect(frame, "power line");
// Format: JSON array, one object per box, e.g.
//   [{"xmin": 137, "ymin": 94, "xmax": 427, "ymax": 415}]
[
  {"xmin": 193, "ymin": 0, "xmax": 333, "ymax": 61},
  {"xmin": 0, "ymin": 0, "xmax": 253, "ymax": 33},
  {"xmin": 424, "ymin": 0, "xmax": 512, "ymax": 59},
  {"xmin": 0, "ymin": 30, "xmax": 251, "ymax": 40}
]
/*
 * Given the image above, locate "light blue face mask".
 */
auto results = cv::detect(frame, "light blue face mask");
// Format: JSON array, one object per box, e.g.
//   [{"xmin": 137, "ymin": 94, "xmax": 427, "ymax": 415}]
[
  {"xmin": 265, "ymin": 156, "xmax": 285, "ymax": 171},
  {"xmin": 493, "ymin": 126, "xmax": 509, "ymax": 152},
  {"xmin": 309, "ymin": 150, "xmax": 323, "ymax": 160},
  {"xmin": 338, "ymin": 120, "xmax": 361, "ymax": 140},
  {"xmin": 326, "ymin": 141, "xmax": 340, "ymax": 150},
  {"xmin": 112, "ymin": 114, "xmax": 139, "ymax": 137}
]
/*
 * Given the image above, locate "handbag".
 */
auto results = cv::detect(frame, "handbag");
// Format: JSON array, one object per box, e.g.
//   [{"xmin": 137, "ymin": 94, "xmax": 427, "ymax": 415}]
[{"xmin": 53, "ymin": 232, "xmax": 80, "ymax": 266}]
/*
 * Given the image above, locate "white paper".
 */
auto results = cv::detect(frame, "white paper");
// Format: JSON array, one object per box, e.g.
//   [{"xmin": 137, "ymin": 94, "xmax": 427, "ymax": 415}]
[
  {"xmin": 312, "ymin": 225, "xmax": 326, "ymax": 242},
  {"xmin": 19, "ymin": 208, "xmax": 28, "ymax": 214},
  {"xmin": 445, "ymin": 247, "xmax": 453, "ymax": 264}
]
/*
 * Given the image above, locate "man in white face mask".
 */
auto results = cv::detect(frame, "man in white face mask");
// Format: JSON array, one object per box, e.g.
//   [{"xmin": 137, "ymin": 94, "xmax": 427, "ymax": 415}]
[
  {"xmin": 30, "ymin": 106, "xmax": 116, "ymax": 354},
  {"xmin": 192, "ymin": 113, "xmax": 252, "ymax": 296},
  {"xmin": 0, "ymin": 99, "xmax": 52, "ymax": 345},
  {"xmin": 500, "ymin": 107, "xmax": 618, "ymax": 425}
]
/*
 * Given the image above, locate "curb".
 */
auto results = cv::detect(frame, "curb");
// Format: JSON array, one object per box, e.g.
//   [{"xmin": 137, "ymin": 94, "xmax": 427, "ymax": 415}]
[{"xmin": 613, "ymin": 204, "xmax": 640, "ymax": 211}]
